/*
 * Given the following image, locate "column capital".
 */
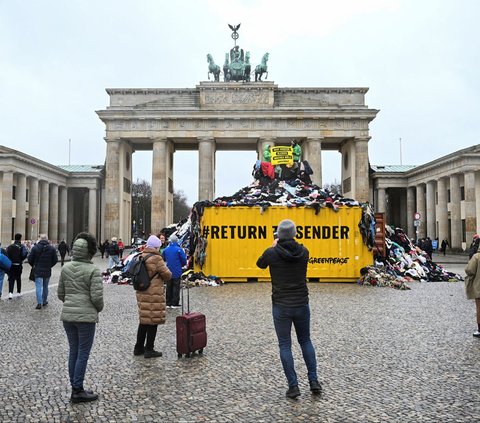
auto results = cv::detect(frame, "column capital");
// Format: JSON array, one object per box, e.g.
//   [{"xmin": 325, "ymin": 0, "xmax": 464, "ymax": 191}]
[
  {"xmin": 152, "ymin": 137, "xmax": 168, "ymax": 143},
  {"xmin": 197, "ymin": 137, "xmax": 215, "ymax": 143},
  {"xmin": 306, "ymin": 137, "xmax": 324, "ymax": 142}
]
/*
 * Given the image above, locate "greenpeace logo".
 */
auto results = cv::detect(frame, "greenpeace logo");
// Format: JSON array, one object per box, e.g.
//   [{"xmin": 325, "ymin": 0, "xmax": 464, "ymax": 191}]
[{"xmin": 308, "ymin": 257, "xmax": 350, "ymax": 265}]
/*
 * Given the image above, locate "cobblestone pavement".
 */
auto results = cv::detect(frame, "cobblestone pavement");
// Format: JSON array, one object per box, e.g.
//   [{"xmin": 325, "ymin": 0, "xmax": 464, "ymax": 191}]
[{"xmin": 1, "ymin": 254, "xmax": 479, "ymax": 422}]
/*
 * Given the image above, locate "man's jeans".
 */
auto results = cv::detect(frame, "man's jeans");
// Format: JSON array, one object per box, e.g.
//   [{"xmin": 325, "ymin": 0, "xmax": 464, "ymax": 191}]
[
  {"xmin": 272, "ymin": 303, "xmax": 318, "ymax": 388},
  {"xmin": 63, "ymin": 322, "xmax": 96, "ymax": 389},
  {"xmin": 34, "ymin": 277, "xmax": 50, "ymax": 305},
  {"xmin": 166, "ymin": 277, "xmax": 181, "ymax": 306},
  {"xmin": 108, "ymin": 255, "xmax": 120, "ymax": 269}
]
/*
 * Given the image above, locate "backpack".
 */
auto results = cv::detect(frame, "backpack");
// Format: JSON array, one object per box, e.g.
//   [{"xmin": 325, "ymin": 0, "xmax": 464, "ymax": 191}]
[{"xmin": 129, "ymin": 253, "xmax": 156, "ymax": 291}]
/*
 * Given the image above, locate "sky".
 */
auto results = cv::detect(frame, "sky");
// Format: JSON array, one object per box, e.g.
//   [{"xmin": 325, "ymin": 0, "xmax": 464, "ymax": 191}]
[{"xmin": 1, "ymin": 0, "xmax": 479, "ymax": 206}]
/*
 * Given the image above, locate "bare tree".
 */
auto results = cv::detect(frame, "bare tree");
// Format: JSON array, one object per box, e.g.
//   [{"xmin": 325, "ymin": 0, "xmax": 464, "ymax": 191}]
[{"xmin": 174, "ymin": 190, "xmax": 192, "ymax": 222}]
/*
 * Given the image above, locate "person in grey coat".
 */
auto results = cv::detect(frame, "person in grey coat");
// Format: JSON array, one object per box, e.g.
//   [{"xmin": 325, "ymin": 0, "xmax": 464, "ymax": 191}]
[{"xmin": 58, "ymin": 232, "xmax": 104, "ymax": 403}]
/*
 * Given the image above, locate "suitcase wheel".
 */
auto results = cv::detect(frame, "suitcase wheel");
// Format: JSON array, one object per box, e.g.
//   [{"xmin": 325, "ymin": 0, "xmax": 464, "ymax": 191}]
[
  {"xmin": 198, "ymin": 348, "xmax": 204, "ymax": 355},
  {"xmin": 177, "ymin": 353, "xmax": 182, "ymax": 358},
  {"xmin": 186, "ymin": 353, "xmax": 191, "ymax": 358}
]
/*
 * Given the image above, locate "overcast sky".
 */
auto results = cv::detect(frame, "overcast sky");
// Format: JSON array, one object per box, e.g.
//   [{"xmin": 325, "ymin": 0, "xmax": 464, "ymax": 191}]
[{"xmin": 1, "ymin": 0, "xmax": 478, "ymax": 205}]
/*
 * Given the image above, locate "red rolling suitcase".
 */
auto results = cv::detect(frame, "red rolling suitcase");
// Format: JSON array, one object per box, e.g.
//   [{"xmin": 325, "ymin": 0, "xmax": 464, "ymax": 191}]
[{"xmin": 176, "ymin": 286, "xmax": 207, "ymax": 358}]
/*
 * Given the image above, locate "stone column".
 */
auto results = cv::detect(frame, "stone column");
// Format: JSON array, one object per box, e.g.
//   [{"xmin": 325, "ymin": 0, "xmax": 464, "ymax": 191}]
[
  {"xmin": 152, "ymin": 138, "xmax": 168, "ymax": 233},
  {"xmin": 28, "ymin": 177, "xmax": 40, "ymax": 241},
  {"xmin": 1, "ymin": 172, "xmax": 14, "ymax": 245},
  {"xmin": 257, "ymin": 137, "xmax": 275, "ymax": 161},
  {"xmin": 59, "ymin": 186, "xmax": 68, "ymax": 242},
  {"xmin": 464, "ymin": 171, "xmax": 476, "ymax": 242},
  {"xmin": 49, "ymin": 183, "xmax": 59, "ymax": 242},
  {"xmin": 198, "ymin": 137, "xmax": 215, "ymax": 202},
  {"xmin": 450, "ymin": 174, "xmax": 461, "ymax": 249},
  {"xmin": 88, "ymin": 188, "xmax": 97, "ymax": 237},
  {"xmin": 15, "ymin": 173, "xmax": 27, "ymax": 237},
  {"xmin": 104, "ymin": 139, "xmax": 121, "ymax": 240},
  {"xmin": 437, "ymin": 177, "xmax": 448, "ymax": 243},
  {"xmin": 416, "ymin": 184, "xmax": 426, "ymax": 239},
  {"xmin": 426, "ymin": 180, "xmax": 436, "ymax": 239},
  {"xmin": 306, "ymin": 137, "xmax": 322, "ymax": 187},
  {"xmin": 39, "ymin": 180, "xmax": 49, "ymax": 236},
  {"xmin": 376, "ymin": 188, "xmax": 386, "ymax": 213},
  {"xmin": 354, "ymin": 138, "xmax": 369, "ymax": 203},
  {"xmin": 406, "ymin": 187, "xmax": 415, "ymax": 239}
]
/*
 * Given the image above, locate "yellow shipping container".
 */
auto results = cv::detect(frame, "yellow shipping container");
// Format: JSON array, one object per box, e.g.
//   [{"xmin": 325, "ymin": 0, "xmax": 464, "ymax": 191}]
[{"xmin": 194, "ymin": 206, "xmax": 373, "ymax": 282}]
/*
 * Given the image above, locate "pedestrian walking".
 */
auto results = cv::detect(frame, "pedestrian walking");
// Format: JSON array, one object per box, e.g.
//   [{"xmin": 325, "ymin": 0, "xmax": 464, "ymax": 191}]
[
  {"xmin": 133, "ymin": 235, "xmax": 172, "ymax": 358},
  {"xmin": 58, "ymin": 239, "xmax": 70, "ymax": 266},
  {"xmin": 464, "ymin": 243, "xmax": 480, "ymax": 338},
  {"xmin": 100, "ymin": 239, "xmax": 109, "ymax": 259},
  {"xmin": 440, "ymin": 239, "xmax": 449, "ymax": 256},
  {"xmin": 162, "ymin": 234, "xmax": 187, "ymax": 308},
  {"xmin": 256, "ymin": 219, "xmax": 322, "ymax": 399},
  {"xmin": 107, "ymin": 237, "xmax": 120, "ymax": 268},
  {"xmin": 469, "ymin": 235, "xmax": 480, "ymax": 259},
  {"xmin": 28, "ymin": 234, "xmax": 58, "ymax": 309},
  {"xmin": 58, "ymin": 232, "xmax": 104, "ymax": 403},
  {"xmin": 118, "ymin": 238, "xmax": 125, "ymax": 259},
  {"xmin": 6, "ymin": 233, "xmax": 28, "ymax": 299}
]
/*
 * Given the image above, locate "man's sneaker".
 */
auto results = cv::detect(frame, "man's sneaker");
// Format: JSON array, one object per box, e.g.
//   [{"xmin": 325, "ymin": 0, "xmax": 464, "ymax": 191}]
[
  {"xmin": 43, "ymin": 301, "xmax": 48, "ymax": 306},
  {"xmin": 171, "ymin": 305, "xmax": 181, "ymax": 309},
  {"xmin": 309, "ymin": 380, "xmax": 322, "ymax": 395},
  {"xmin": 286, "ymin": 385, "xmax": 301, "ymax": 399},
  {"xmin": 17, "ymin": 292, "xmax": 22, "ymax": 298},
  {"xmin": 35, "ymin": 304, "xmax": 42, "ymax": 310},
  {"xmin": 8, "ymin": 293, "xmax": 13, "ymax": 300},
  {"xmin": 144, "ymin": 350, "xmax": 163, "ymax": 358},
  {"xmin": 473, "ymin": 330, "xmax": 480, "ymax": 338}
]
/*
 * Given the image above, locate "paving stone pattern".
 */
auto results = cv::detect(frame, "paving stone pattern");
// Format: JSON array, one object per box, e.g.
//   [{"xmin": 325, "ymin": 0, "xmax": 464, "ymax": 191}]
[{"xmin": 1, "ymin": 255, "xmax": 479, "ymax": 422}]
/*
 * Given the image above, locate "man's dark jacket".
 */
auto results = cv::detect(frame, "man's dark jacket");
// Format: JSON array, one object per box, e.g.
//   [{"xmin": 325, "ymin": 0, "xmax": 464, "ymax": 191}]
[
  {"xmin": 28, "ymin": 240, "xmax": 58, "ymax": 278},
  {"xmin": 256, "ymin": 239, "xmax": 309, "ymax": 306}
]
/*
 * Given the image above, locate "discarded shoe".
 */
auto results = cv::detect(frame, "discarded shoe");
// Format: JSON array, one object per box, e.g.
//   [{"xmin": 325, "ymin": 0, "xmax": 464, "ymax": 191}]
[
  {"xmin": 286, "ymin": 385, "xmax": 300, "ymax": 399},
  {"xmin": 144, "ymin": 350, "xmax": 163, "ymax": 358},
  {"xmin": 309, "ymin": 380, "xmax": 322, "ymax": 395},
  {"xmin": 71, "ymin": 388, "xmax": 98, "ymax": 403}
]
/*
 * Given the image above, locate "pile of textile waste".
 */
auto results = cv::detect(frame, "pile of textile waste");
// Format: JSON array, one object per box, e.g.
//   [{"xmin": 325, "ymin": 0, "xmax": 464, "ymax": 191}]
[{"xmin": 358, "ymin": 226, "xmax": 464, "ymax": 289}]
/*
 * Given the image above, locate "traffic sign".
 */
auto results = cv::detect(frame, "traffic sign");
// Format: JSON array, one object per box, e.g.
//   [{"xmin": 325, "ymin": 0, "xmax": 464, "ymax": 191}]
[
  {"xmin": 414, "ymin": 212, "xmax": 421, "ymax": 220},
  {"xmin": 30, "ymin": 218, "xmax": 37, "ymax": 225},
  {"xmin": 414, "ymin": 219, "xmax": 421, "ymax": 227}
]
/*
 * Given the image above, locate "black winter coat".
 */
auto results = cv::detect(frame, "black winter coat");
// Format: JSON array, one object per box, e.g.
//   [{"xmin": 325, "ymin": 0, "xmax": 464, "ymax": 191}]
[
  {"xmin": 256, "ymin": 239, "xmax": 309, "ymax": 307},
  {"xmin": 28, "ymin": 240, "xmax": 58, "ymax": 278}
]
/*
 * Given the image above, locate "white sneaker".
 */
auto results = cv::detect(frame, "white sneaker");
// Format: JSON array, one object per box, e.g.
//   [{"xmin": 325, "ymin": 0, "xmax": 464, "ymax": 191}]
[
  {"xmin": 16, "ymin": 292, "xmax": 22, "ymax": 298},
  {"xmin": 473, "ymin": 331, "xmax": 480, "ymax": 338},
  {"xmin": 8, "ymin": 293, "xmax": 13, "ymax": 299}
]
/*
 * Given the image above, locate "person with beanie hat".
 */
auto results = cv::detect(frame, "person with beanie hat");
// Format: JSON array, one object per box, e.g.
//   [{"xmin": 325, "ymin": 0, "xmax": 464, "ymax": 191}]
[
  {"xmin": 256, "ymin": 219, "xmax": 321, "ymax": 399},
  {"xmin": 162, "ymin": 234, "xmax": 187, "ymax": 308},
  {"xmin": 134, "ymin": 235, "xmax": 172, "ymax": 358},
  {"xmin": 58, "ymin": 232, "xmax": 104, "ymax": 403}
]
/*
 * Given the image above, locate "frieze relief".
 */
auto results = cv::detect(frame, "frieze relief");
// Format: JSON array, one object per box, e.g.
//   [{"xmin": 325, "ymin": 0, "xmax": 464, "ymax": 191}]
[
  {"xmin": 204, "ymin": 91, "xmax": 269, "ymax": 105},
  {"xmin": 107, "ymin": 118, "xmax": 367, "ymax": 132}
]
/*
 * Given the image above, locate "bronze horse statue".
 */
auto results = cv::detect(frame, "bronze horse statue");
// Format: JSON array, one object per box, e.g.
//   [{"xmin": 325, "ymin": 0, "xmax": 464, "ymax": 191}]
[
  {"xmin": 255, "ymin": 52, "xmax": 269, "ymax": 82},
  {"xmin": 207, "ymin": 54, "xmax": 220, "ymax": 82}
]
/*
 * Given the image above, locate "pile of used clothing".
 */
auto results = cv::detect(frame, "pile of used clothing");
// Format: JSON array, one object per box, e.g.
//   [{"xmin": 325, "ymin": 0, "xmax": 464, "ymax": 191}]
[
  {"xmin": 359, "ymin": 226, "xmax": 463, "ymax": 289},
  {"xmin": 177, "ymin": 161, "xmax": 376, "ymax": 271},
  {"xmin": 181, "ymin": 270, "xmax": 224, "ymax": 287}
]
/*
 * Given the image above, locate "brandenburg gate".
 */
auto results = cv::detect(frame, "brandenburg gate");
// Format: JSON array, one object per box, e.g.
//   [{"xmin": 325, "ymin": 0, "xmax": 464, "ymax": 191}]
[{"xmin": 97, "ymin": 82, "xmax": 378, "ymax": 241}]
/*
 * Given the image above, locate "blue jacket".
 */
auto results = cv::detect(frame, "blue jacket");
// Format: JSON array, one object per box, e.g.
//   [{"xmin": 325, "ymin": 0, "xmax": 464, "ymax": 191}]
[{"xmin": 162, "ymin": 242, "xmax": 187, "ymax": 279}]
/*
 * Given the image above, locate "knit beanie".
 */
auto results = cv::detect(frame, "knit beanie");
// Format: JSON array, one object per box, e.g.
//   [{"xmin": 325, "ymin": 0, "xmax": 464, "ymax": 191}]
[
  {"xmin": 277, "ymin": 219, "xmax": 296, "ymax": 240},
  {"xmin": 146, "ymin": 235, "xmax": 161, "ymax": 249},
  {"xmin": 169, "ymin": 234, "xmax": 179, "ymax": 244}
]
